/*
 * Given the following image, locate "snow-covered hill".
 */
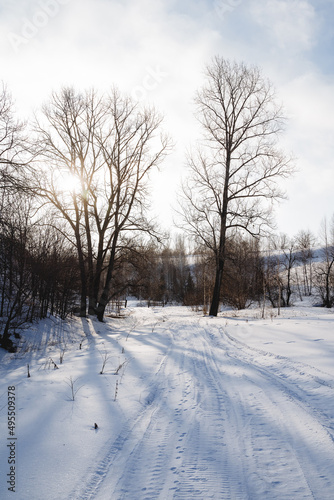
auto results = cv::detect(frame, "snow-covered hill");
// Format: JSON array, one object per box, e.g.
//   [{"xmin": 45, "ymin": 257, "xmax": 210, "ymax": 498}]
[{"xmin": 1, "ymin": 302, "xmax": 334, "ymax": 499}]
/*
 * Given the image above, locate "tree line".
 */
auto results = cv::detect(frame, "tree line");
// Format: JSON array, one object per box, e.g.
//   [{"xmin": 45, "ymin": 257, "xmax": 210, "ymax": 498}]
[
  {"xmin": 132, "ymin": 229, "xmax": 334, "ymax": 313},
  {"xmin": 1, "ymin": 58, "xmax": 333, "ymax": 352}
]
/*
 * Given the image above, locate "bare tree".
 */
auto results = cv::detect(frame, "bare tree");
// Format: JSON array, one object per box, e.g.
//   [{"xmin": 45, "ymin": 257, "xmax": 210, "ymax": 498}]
[
  {"xmin": 31, "ymin": 87, "xmax": 170, "ymax": 320},
  {"xmin": 0, "ymin": 86, "xmax": 30, "ymax": 351},
  {"xmin": 222, "ymin": 235, "xmax": 263, "ymax": 310},
  {"xmin": 315, "ymin": 217, "xmax": 334, "ymax": 308},
  {"xmin": 0, "ymin": 193, "xmax": 31, "ymax": 351},
  {"xmin": 180, "ymin": 57, "xmax": 294, "ymax": 316},
  {"xmin": 0, "ymin": 83, "xmax": 27, "ymax": 188},
  {"xmin": 271, "ymin": 234, "xmax": 299, "ymax": 307},
  {"xmin": 295, "ymin": 229, "xmax": 316, "ymax": 296}
]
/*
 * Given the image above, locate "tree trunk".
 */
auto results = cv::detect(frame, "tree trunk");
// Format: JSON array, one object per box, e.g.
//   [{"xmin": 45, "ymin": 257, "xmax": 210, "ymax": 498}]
[
  {"xmin": 75, "ymin": 230, "xmax": 87, "ymax": 317},
  {"xmin": 209, "ymin": 263, "xmax": 223, "ymax": 316},
  {"xmin": 286, "ymin": 266, "xmax": 292, "ymax": 306},
  {"xmin": 209, "ymin": 152, "xmax": 229, "ymax": 317},
  {"xmin": 83, "ymin": 197, "xmax": 96, "ymax": 315},
  {"xmin": 92, "ymin": 240, "xmax": 105, "ymax": 315},
  {"xmin": 88, "ymin": 295, "xmax": 96, "ymax": 315},
  {"xmin": 0, "ymin": 328, "xmax": 15, "ymax": 352},
  {"xmin": 0, "ymin": 297, "xmax": 20, "ymax": 352},
  {"xmin": 325, "ymin": 258, "xmax": 334, "ymax": 307},
  {"xmin": 96, "ymin": 233, "xmax": 118, "ymax": 322},
  {"xmin": 96, "ymin": 291, "xmax": 108, "ymax": 322},
  {"xmin": 209, "ymin": 232, "xmax": 227, "ymax": 317}
]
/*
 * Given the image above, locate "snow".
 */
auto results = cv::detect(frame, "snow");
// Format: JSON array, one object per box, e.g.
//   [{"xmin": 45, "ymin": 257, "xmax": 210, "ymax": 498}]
[{"xmin": 1, "ymin": 301, "xmax": 334, "ymax": 499}]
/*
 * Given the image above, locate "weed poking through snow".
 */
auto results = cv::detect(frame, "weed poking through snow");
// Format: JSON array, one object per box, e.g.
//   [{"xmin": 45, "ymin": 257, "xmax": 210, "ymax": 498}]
[
  {"xmin": 59, "ymin": 348, "xmax": 66, "ymax": 364},
  {"xmin": 114, "ymin": 380, "xmax": 119, "ymax": 401},
  {"xmin": 99, "ymin": 349, "xmax": 112, "ymax": 374},
  {"xmin": 44, "ymin": 357, "xmax": 59, "ymax": 370},
  {"xmin": 126, "ymin": 318, "xmax": 139, "ymax": 341},
  {"xmin": 65, "ymin": 376, "xmax": 83, "ymax": 401},
  {"xmin": 115, "ymin": 359, "xmax": 127, "ymax": 375}
]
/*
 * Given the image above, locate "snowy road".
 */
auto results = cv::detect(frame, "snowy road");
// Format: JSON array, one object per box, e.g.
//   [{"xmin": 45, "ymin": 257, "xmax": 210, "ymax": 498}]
[{"xmin": 68, "ymin": 308, "xmax": 334, "ymax": 500}]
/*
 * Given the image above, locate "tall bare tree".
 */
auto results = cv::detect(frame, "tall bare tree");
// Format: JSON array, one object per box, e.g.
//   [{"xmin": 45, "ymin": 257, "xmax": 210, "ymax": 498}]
[
  {"xmin": 295, "ymin": 229, "xmax": 316, "ymax": 296},
  {"xmin": 0, "ymin": 83, "xmax": 26, "ymax": 187},
  {"xmin": 271, "ymin": 234, "xmax": 298, "ymax": 307},
  {"xmin": 180, "ymin": 57, "xmax": 294, "ymax": 316},
  {"xmin": 315, "ymin": 216, "xmax": 334, "ymax": 308},
  {"xmin": 32, "ymin": 87, "xmax": 170, "ymax": 319}
]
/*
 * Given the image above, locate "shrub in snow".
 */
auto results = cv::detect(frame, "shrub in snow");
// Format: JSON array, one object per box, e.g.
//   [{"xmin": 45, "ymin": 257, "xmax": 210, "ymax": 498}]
[
  {"xmin": 65, "ymin": 376, "xmax": 82, "ymax": 401},
  {"xmin": 99, "ymin": 349, "xmax": 112, "ymax": 374}
]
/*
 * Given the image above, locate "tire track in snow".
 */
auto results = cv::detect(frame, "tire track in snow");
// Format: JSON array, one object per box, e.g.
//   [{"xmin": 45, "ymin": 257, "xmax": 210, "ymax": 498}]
[
  {"xmin": 70, "ymin": 309, "xmax": 334, "ymax": 499},
  {"xmin": 168, "ymin": 319, "xmax": 250, "ymax": 499},
  {"xmin": 107, "ymin": 343, "xmax": 188, "ymax": 499},
  {"xmin": 206, "ymin": 323, "xmax": 334, "ymax": 499},
  {"xmin": 69, "ymin": 335, "xmax": 174, "ymax": 500},
  {"xmin": 107, "ymin": 330, "xmax": 217, "ymax": 499},
  {"xmin": 221, "ymin": 327, "xmax": 334, "ymax": 443},
  {"xmin": 73, "ymin": 315, "xmax": 252, "ymax": 499}
]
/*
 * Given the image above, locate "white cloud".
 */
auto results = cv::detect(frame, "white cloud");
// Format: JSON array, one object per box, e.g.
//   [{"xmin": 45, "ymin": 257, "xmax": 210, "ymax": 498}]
[
  {"xmin": 275, "ymin": 70, "xmax": 334, "ymax": 236},
  {"xmin": 251, "ymin": 0, "xmax": 317, "ymax": 52}
]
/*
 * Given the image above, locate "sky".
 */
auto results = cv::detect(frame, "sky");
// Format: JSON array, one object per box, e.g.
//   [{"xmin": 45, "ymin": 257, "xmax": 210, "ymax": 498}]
[{"xmin": 1, "ymin": 0, "xmax": 333, "ymax": 240}]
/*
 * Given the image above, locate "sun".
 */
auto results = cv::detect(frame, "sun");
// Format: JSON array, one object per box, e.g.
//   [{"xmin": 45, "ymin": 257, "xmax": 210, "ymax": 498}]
[{"xmin": 53, "ymin": 171, "xmax": 83, "ymax": 195}]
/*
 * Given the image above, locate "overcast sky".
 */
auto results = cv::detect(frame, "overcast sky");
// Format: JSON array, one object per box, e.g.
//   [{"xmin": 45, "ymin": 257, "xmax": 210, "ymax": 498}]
[{"xmin": 1, "ymin": 0, "xmax": 333, "ymax": 239}]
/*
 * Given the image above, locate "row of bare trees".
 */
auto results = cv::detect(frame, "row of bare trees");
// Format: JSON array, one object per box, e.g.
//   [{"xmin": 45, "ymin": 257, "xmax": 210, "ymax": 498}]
[
  {"xmin": 30, "ymin": 87, "xmax": 171, "ymax": 320},
  {"xmin": 1, "ymin": 56, "xmax": 333, "ymax": 352},
  {"xmin": 0, "ymin": 190, "xmax": 80, "ymax": 351},
  {"xmin": 0, "ymin": 83, "xmax": 171, "ymax": 349},
  {"xmin": 134, "ymin": 228, "xmax": 333, "ymax": 313},
  {"xmin": 263, "ymin": 225, "xmax": 334, "ymax": 310}
]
